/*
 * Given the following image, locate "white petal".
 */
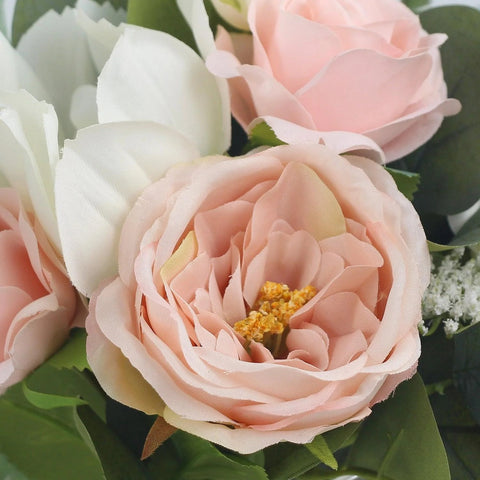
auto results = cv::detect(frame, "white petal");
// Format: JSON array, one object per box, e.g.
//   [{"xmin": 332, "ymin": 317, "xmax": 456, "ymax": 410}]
[
  {"xmin": 17, "ymin": 7, "xmax": 97, "ymax": 139},
  {"xmin": 75, "ymin": 0, "xmax": 126, "ymax": 24},
  {"xmin": 75, "ymin": 9, "xmax": 125, "ymax": 73},
  {"xmin": 448, "ymin": 200, "xmax": 480, "ymax": 234},
  {"xmin": 55, "ymin": 121, "xmax": 200, "ymax": 297},
  {"xmin": 0, "ymin": 31, "xmax": 47, "ymax": 99},
  {"xmin": 97, "ymin": 26, "xmax": 231, "ymax": 156},
  {"xmin": 70, "ymin": 84, "xmax": 98, "ymax": 130},
  {"xmin": 177, "ymin": 0, "xmax": 215, "ymax": 58},
  {"xmin": 0, "ymin": 89, "xmax": 60, "ymax": 248},
  {"xmin": 210, "ymin": 0, "xmax": 250, "ymax": 31}
]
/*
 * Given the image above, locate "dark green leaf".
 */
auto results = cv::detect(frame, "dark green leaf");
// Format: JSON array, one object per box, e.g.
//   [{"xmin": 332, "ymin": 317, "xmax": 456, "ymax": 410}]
[
  {"xmin": 346, "ymin": 374, "xmax": 450, "ymax": 480},
  {"xmin": 442, "ymin": 429, "xmax": 480, "ymax": 480},
  {"xmin": 166, "ymin": 431, "xmax": 268, "ymax": 480},
  {"xmin": 264, "ymin": 442, "xmax": 321, "ymax": 480},
  {"xmin": 453, "ymin": 323, "xmax": 480, "ymax": 425},
  {"xmin": 75, "ymin": 404, "xmax": 147, "ymax": 480},
  {"xmin": 411, "ymin": 7, "xmax": 480, "ymax": 215},
  {"xmin": 243, "ymin": 121, "xmax": 286, "ymax": 153},
  {"xmin": 0, "ymin": 384, "xmax": 103, "ymax": 480},
  {"xmin": 385, "ymin": 168, "xmax": 420, "ymax": 201},
  {"xmin": 323, "ymin": 422, "xmax": 361, "ymax": 453},
  {"xmin": 106, "ymin": 398, "xmax": 156, "ymax": 459},
  {"xmin": 12, "ymin": 0, "xmax": 76, "ymax": 46},
  {"xmin": 127, "ymin": 0, "xmax": 196, "ymax": 50}
]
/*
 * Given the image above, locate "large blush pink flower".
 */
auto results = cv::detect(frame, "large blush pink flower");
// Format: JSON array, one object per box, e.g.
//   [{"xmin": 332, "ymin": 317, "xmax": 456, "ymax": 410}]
[
  {"xmin": 87, "ymin": 144, "xmax": 429, "ymax": 453},
  {"xmin": 0, "ymin": 188, "xmax": 77, "ymax": 394},
  {"xmin": 207, "ymin": 0, "xmax": 461, "ymax": 161}
]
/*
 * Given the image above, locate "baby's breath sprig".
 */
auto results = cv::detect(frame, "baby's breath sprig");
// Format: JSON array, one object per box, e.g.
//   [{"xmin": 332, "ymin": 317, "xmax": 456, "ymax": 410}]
[{"xmin": 421, "ymin": 247, "xmax": 480, "ymax": 337}]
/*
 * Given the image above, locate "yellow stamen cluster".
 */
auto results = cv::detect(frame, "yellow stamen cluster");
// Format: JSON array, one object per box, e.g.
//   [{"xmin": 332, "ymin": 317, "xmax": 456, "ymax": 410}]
[{"xmin": 234, "ymin": 281, "xmax": 317, "ymax": 344}]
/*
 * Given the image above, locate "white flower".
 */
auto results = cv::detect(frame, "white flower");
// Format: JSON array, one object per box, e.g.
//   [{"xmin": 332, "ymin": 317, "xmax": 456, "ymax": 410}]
[
  {"xmin": 0, "ymin": 0, "xmax": 126, "ymax": 139},
  {"xmin": 55, "ymin": 0, "xmax": 231, "ymax": 295}
]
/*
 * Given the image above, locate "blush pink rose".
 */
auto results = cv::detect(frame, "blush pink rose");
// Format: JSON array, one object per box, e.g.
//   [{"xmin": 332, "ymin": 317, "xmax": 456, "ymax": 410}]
[
  {"xmin": 87, "ymin": 144, "xmax": 430, "ymax": 453},
  {"xmin": 0, "ymin": 188, "xmax": 77, "ymax": 394},
  {"xmin": 207, "ymin": 0, "xmax": 461, "ymax": 161}
]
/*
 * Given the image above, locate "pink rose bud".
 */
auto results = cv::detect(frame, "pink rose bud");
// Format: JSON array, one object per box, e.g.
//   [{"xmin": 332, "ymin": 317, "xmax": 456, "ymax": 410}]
[
  {"xmin": 207, "ymin": 0, "xmax": 461, "ymax": 161},
  {"xmin": 0, "ymin": 189, "xmax": 78, "ymax": 394},
  {"xmin": 86, "ymin": 144, "xmax": 430, "ymax": 453}
]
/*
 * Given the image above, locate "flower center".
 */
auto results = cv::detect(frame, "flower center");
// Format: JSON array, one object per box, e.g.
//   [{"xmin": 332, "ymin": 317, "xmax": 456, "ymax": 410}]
[{"xmin": 234, "ymin": 281, "xmax": 317, "ymax": 356}]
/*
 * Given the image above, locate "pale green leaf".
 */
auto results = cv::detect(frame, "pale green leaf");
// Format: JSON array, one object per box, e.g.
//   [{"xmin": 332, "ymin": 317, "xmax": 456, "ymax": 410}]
[{"xmin": 305, "ymin": 436, "xmax": 338, "ymax": 470}]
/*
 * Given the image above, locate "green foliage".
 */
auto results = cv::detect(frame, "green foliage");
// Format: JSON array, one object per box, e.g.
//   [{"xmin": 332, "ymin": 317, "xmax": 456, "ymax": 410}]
[
  {"xmin": 385, "ymin": 168, "xmax": 421, "ymax": 201},
  {"xmin": 453, "ymin": 323, "xmax": 480, "ymax": 425},
  {"xmin": 409, "ymin": 6, "xmax": 480, "ymax": 215},
  {"xmin": 345, "ymin": 374, "xmax": 450, "ymax": 480},
  {"xmin": 127, "ymin": 0, "xmax": 196, "ymax": 50},
  {"xmin": 243, "ymin": 121, "xmax": 286, "ymax": 153},
  {"xmin": 75, "ymin": 404, "xmax": 148, "ymax": 480},
  {"xmin": 0, "ymin": 384, "xmax": 103, "ymax": 480},
  {"xmin": 48, "ymin": 328, "xmax": 90, "ymax": 371},
  {"xmin": 305, "ymin": 436, "xmax": 337, "ymax": 471}
]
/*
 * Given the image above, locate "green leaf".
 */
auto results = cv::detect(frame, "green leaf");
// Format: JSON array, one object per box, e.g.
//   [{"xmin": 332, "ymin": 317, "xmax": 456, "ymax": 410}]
[
  {"xmin": 47, "ymin": 327, "xmax": 89, "ymax": 371},
  {"xmin": 75, "ymin": 404, "xmax": 147, "ymax": 480},
  {"xmin": 127, "ymin": 0, "xmax": 196, "ymax": 50},
  {"xmin": 346, "ymin": 374, "xmax": 450, "ymax": 480},
  {"xmin": 243, "ymin": 121, "xmax": 286, "ymax": 152},
  {"xmin": 25, "ymin": 364, "xmax": 107, "ymax": 421},
  {"xmin": 305, "ymin": 436, "xmax": 337, "ymax": 470},
  {"xmin": 164, "ymin": 431, "xmax": 268, "ymax": 480},
  {"xmin": 322, "ymin": 422, "xmax": 360, "ymax": 453},
  {"xmin": 385, "ymin": 167, "xmax": 420, "ymax": 201},
  {"xmin": 22, "ymin": 381, "xmax": 87, "ymax": 409},
  {"xmin": 0, "ymin": 384, "xmax": 103, "ymax": 480},
  {"xmin": 264, "ymin": 442, "xmax": 321, "ymax": 480},
  {"xmin": 442, "ymin": 429, "xmax": 480, "ymax": 480},
  {"xmin": 453, "ymin": 323, "xmax": 480, "ymax": 425},
  {"xmin": 12, "ymin": 0, "xmax": 75, "ymax": 46},
  {"xmin": 411, "ymin": 6, "xmax": 480, "ymax": 215}
]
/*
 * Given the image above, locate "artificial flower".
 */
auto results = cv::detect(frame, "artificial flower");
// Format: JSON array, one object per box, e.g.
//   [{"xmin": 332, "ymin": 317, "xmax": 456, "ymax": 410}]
[
  {"xmin": 0, "ymin": 0, "xmax": 125, "ymax": 139},
  {"xmin": 210, "ymin": 0, "xmax": 251, "ymax": 30},
  {"xmin": 59, "ymin": 134, "xmax": 429, "ymax": 452},
  {"xmin": 207, "ymin": 0, "xmax": 461, "ymax": 161},
  {"xmin": 0, "ymin": 188, "xmax": 77, "ymax": 394}
]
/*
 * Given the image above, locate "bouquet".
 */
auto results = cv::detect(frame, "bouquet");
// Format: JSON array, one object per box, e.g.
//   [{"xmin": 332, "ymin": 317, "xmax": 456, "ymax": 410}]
[{"xmin": 0, "ymin": 0, "xmax": 479, "ymax": 479}]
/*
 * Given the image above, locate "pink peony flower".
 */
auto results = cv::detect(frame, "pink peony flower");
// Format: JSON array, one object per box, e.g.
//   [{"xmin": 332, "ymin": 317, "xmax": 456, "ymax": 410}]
[
  {"xmin": 0, "ymin": 188, "xmax": 77, "ymax": 394},
  {"xmin": 207, "ymin": 0, "xmax": 461, "ymax": 161},
  {"xmin": 86, "ymin": 144, "xmax": 430, "ymax": 453}
]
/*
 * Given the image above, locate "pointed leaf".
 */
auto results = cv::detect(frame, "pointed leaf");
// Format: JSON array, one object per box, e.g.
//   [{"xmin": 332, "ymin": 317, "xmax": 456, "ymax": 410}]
[
  {"xmin": 305, "ymin": 435, "xmax": 338, "ymax": 470},
  {"xmin": 47, "ymin": 328, "xmax": 89, "ymax": 371},
  {"xmin": 22, "ymin": 382, "xmax": 87, "ymax": 409}
]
